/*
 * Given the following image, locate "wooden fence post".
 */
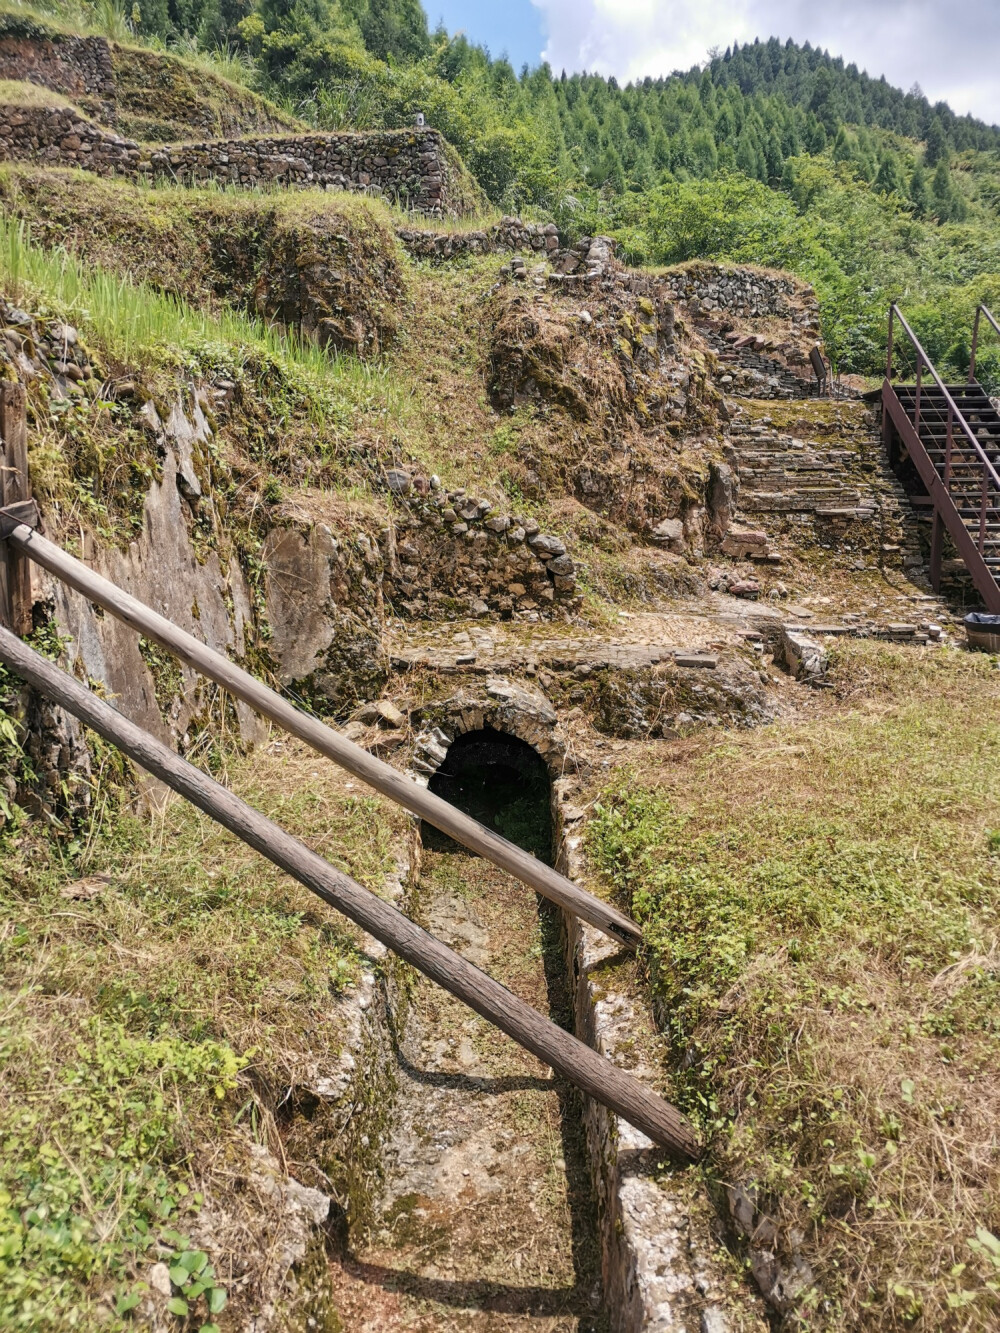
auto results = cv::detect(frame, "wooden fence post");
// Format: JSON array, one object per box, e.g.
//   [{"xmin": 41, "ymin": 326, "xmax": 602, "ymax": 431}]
[{"xmin": 0, "ymin": 382, "xmax": 32, "ymax": 636}]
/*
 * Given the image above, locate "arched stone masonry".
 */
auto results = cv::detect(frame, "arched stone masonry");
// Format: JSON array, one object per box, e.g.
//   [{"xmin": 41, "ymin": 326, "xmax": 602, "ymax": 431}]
[{"xmin": 409, "ymin": 679, "xmax": 567, "ymax": 787}]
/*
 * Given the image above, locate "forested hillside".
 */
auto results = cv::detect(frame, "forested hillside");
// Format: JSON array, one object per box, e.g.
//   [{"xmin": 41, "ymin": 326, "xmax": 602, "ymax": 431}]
[{"xmin": 15, "ymin": 0, "xmax": 1000, "ymax": 378}]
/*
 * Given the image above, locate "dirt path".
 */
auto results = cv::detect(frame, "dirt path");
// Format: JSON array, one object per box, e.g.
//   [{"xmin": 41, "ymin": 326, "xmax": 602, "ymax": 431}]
[{"xmin": 329, "ymin": 842, "xmax": 606, "ymax": 1332}]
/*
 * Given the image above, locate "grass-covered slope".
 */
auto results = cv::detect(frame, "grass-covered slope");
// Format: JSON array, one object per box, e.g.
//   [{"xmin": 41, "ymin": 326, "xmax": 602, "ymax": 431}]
[
  {"xmin": 0, "ymin": 167, "xmax": 407, "ymax": 355},
  {"xmin": 107, "ymin": 40, "xmax": 302, "ymax": 143},
  {"xmin": 0, "ymin": 1, "xmax": 303, "ymax": 140},
  {"xmin": 588, "ymin": 641, "xmax": 1000, "ymax": 1330},
  {"xmin": 0, "ymin": 200, "xmax": 412, "ymax": 571},
  {"xmin": 0, "ymin": 733, "xmax": 408, "ymax": 1332}
]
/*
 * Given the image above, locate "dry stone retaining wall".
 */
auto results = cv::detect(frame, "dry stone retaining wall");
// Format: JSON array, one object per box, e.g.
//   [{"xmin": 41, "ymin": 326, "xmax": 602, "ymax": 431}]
[
  {"xmin": 0, "ymin": 103, "xmax": 139, "ymax": 173},
  {"xmin": 260, "ymin": 480, "xmax": 580, "ymax": 715},
  {"xmin": 0, "ymin": 32, "xmax": 114, "ymax": 107},
  {"xmin": 668, "ymin": 262, "xmax": 808, "ymax": 319},
  {"xmin": 396, "ymin": 215, "xmax": 560, "ymax": 260},
  {"xmin": 710, "ymin": 332, "xmax": 820, "ymax": 400},
  {"xmin": 149, "ymin": 129, "xmax": 453, "ymax": 215},
  {"xmin": 383, "ymin": 468, "xmax": 581, "ymax": 620},
  {"xmin": 0, "ymin": 103, "xmax": 458, "ymax": 215}
]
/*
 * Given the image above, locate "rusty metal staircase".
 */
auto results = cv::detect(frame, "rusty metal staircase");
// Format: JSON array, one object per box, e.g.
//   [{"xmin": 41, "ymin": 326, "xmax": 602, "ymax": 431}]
[{"xmin": 882, "ymin": 304, "xmax": 1000, "ymax": 611}]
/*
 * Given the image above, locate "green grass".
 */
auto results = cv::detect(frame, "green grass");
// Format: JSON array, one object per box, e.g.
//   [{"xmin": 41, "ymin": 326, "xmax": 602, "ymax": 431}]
[
  {"xmin": 0, "ymin": 728, "xmax": 408, "ymax": 1331},
  {"xmin": 587, "ymin": 641, "xmax": 1000, "ymax": 1331},
  {"xmin": 0, "ymin": 77, "xmax": 74, "ymax": 107},
  {"xmin": 0, "ymin": 215, "xmax": 339, "ymax": 388},
  {"xmin": 0, "ymin": 206, "xmax": 417, "ymax": 477},
  {"xmin": 0, "ymin": 188, "xmax": 425, "ymax": 551}
]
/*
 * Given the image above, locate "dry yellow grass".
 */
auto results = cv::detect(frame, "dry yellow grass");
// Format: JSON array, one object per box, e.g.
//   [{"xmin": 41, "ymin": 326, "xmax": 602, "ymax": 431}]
[
  {"xmin": 0, "ymin": 730, "xmax": 409, "ymax": 1331},
  {"xmin": 587, "ymin": 640, "xmax": 1000, "ymax": 1329}
]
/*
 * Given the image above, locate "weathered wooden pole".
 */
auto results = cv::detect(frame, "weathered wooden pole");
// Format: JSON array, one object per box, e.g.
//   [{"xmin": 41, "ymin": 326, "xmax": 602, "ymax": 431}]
[
  {"xmin": 0, "ymin": 623, "xmax": 700, "ymax": 1160},
  {"xmin": 0, "ymin": 384, "xmax": 32, "ymax": 635},
  {"xmin": 1, "ymin": 521, "xmax": 643, "ymax": 951}
]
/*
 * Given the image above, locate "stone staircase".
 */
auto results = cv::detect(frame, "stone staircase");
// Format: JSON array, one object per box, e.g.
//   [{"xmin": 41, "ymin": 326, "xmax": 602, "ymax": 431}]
[{"xmin": 726, "ymin": 407, "xmax": 925, "ymax": 570}]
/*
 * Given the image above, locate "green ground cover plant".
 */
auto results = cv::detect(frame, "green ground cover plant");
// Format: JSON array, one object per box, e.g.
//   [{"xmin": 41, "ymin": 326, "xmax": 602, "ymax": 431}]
[
  {"xmin": 0, "ymin": 733, "xmax": 407, "ymax": 1330},
  {"xmin": 587, "ymin": 640, "xmax": 1000, "ymax": 1329}
]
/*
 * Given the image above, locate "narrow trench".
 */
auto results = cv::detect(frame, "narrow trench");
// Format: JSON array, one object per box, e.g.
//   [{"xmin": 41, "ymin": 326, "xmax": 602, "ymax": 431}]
[{"xmin": 330, "ymin": 728, "xmax": 607, "ymax": 1331}]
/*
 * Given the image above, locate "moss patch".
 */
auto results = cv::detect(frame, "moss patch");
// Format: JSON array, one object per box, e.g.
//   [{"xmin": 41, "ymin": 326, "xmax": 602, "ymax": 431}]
[{"xmin": 108, "ymin": 42, "xmax": 300, "ymax": 143}]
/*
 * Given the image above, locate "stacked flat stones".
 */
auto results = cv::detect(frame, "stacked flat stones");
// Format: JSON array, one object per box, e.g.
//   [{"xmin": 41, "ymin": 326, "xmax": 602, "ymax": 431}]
[
  {"xmin": 148, "ymin": 130, "xmax": 451, "ymax": 215},
  {"xmin": 707, "ymin": 328, "xmax": 820, "ymax": 400},
  {"xmin": 544, "ymin": 234, "xmax": 615, "ymax": 286},
  {"xmin": 0, "ymin": 301, "xmax": 99, "ymax": 398},
  {"xmin": 0, "ymin": 33, "xmax": 114, "ymax": 102},
  {"xmin": 0, "ymin": 102, "xmax": 456, "ymax": 216},
  {"xmin": 726, "ymin": 413, "xmax": 923, "ymax": 569},
  {"xmin": 0, "ymin": 102, "xmax": 138, "ymax": 171},
  {"xmin": 396, "ymin": 216, "xmax": 559, "ymax": 261},
  {"xmin": 383, "ymin": 469, "xmax": 580, "ymax": 620}
]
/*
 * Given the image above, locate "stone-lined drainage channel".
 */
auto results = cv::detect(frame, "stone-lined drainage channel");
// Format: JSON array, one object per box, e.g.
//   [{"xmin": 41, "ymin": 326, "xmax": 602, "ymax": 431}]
[{"xmin": 329, "ymin": 729, "xmax": 607, "ymax": 1330}]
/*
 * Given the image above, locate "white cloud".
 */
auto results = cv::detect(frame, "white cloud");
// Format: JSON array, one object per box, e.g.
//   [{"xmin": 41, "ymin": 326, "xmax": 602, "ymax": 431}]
[{"xmin": 530, "ymin": 0, "xmax": 1000, "ymax": 123}]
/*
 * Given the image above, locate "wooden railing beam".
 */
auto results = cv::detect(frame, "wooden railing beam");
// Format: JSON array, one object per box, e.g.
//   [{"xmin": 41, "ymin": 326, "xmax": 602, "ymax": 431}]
[
  {"xmin": 1, "ymin": 520, "xmax": 644, "ymax": 951},
  {"xmin": 0, "ymin": 384, "xmax": 31, "ymax": 636},
  {"xmin": 0, "ymin": 623, "xmax": 700, "ymax": 1160}
]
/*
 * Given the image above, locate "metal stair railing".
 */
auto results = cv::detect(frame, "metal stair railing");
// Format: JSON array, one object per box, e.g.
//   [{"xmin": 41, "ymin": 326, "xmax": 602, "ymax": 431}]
[
  {"xmin": 883, "ymin": 304, "xmax": 1000, "ymax": 611},
  {"xmin": 969, "ymin": 303, "xmax": 1000, "ymax": 383}
]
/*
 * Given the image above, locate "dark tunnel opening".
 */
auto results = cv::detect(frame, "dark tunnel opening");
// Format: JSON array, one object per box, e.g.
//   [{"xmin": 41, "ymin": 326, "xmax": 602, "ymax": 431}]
[{"xmin": 424, "ymin": 726, "xmax": 553, "ymax": 864}]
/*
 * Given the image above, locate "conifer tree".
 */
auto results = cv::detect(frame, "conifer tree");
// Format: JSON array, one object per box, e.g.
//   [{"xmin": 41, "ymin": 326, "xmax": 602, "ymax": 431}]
[
  {"xmin": 809, "ymin": 65, "xmax": 842, "ymax": 133},
  {"xmin": 924, "ymin": 116, "xmax": 950, "ymax": 167},
  {"xmin": 931, "ymin": 159, "xmax": 967, "ymax": 220},
  {"xmin": 909, "ymin": 163, "xmax": 931, "ymax": 215},
  {"xmin": 807, "ymin": 118, "xmax": 828, "ymax": 153},
  {"xmin": 875, "ymin": 151, "xmax": 906, "ymax": 195},
  {"xmin": 832, "ymin": 126, "xmax": 854, "ymax": 164}
]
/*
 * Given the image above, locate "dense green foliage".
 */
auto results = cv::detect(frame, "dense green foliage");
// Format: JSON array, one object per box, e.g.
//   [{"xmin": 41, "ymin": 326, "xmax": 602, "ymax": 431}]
[{"xmin": 14, "ymin": 0, "xmax": 1000, "ymax": 376}]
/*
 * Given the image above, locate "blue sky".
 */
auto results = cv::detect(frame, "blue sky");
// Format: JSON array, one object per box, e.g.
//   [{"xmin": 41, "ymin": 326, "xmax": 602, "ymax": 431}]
[
  {"xmin": 427, "ymin": 1, "xmax": 1000, "ymax": 124},
  {"xmin": 426, "ymin": 1, "xmax": 544, "ymax": 69}
]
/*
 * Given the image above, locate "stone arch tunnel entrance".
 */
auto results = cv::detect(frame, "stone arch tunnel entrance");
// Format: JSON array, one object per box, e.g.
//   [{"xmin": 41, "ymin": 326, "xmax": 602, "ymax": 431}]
[{"xmin": 424, "ymin": 725, "xmax": 553, "ymax": 864}]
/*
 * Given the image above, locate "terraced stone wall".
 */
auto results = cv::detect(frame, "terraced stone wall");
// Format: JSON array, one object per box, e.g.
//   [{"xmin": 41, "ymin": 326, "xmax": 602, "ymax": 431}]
[
  {"xmin": 0, "ymin": 103, "xmax": 138, "ymax": 173},
  {"xmin": 150, "ymin": 130, "xmax": 454, "ymax": 215},
  {"xmin": 0, "ymin": 32, "xmax": 114, "ymax": 108},
  {"xmin": 396, "ymin": 216, "xmax": 560, "ymax": 260},
  {"xmin": 0, "ymin": 103, "xmax": 457, "ymax": 215},
  {"xmin": 670, "ymin": 261, "xmax": 812, "ymax": 320},
  {"xmin": 384, "ymin": 469, "xmax": 581, "ymax": 620}
]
